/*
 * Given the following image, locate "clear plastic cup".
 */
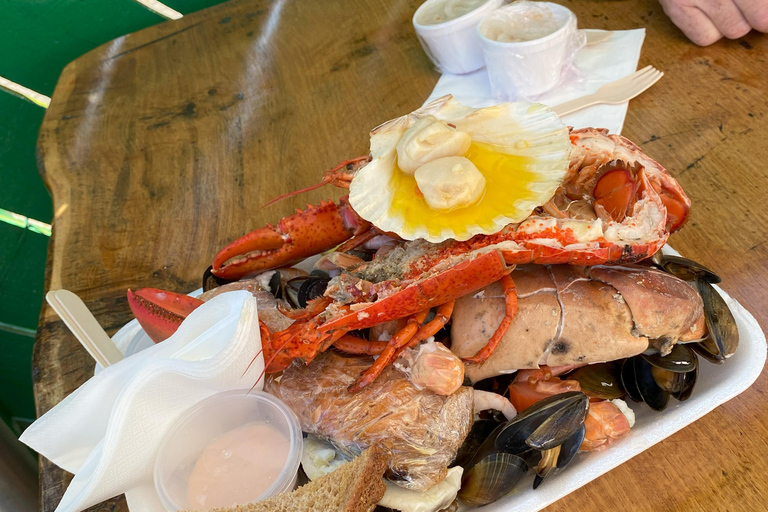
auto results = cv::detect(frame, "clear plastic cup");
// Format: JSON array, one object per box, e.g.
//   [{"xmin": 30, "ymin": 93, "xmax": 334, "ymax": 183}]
[
  {"xmin": 413, "ymin": 0, "xmax": 504, "ymax": 74},
  {"xmin": 478, "ymin": 2, "xmax": 583, "ymax": 100},
  {"xmin": 154, "ymin": 390, "xmax": 303, "ymax": 511}
]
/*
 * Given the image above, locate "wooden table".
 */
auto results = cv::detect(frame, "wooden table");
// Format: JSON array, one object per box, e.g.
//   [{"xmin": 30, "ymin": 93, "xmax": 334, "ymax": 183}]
[{"xmin": 33, "ymin": 0, "xmax": 768, "ymax": 510}]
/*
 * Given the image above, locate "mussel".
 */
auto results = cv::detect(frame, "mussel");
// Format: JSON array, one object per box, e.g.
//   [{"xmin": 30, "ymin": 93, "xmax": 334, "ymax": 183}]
[
  {"xmin": 457, "ymin": 392, "xmax": 588, "ymax": 505},
  {"xmin": 621, "ymin": 344, "xmax": 698, "ymax": 411},
  {"xmin": 568, "ymin": 362, "xmax": 625, "ymax": 400},
  {"xmin": 285, "ymin": 271, "xmax": 331, "ymax": 308},
  {"xmin": 651, "ymin": 251, "xmax": 738, "ymax": 362},
  {"xmin": 202, "ymin": 265, "xmax": 237, "ymax": 292},
  {"xmin": 651, "ymin": 252, "xmax": 721, "ymax": 284},
  {"xmin": 691, "ymin": 277, "xmax": 739, "ymax": 363}
]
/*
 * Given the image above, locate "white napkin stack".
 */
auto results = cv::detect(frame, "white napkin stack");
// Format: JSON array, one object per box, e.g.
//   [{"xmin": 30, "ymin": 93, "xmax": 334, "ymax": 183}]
[
  {"xmin": 426, "ymin": 29, "xmax": 646, "ymax": 135},
  {"xmin": 21, "ymin": 291, "xmax": 265, "ymax": 512}
]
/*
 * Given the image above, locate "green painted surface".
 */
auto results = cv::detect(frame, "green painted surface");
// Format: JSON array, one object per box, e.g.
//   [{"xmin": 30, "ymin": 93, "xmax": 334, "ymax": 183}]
[
  {"xmin": 0, "ymin": 93, "xmax": 50, "ymax": 222},
  {"xmin": 163, "ymin": 0, "xmax": 230, "ymax": 14},
  {"xmin": 0, "ymin": 223, "xmax": 49, "ymax": 330},
  {"xmin": 0, "ymin": 330, "xmax": 36, "ymax": 434},
  {"xmin": 0, "ymin": 0, "xmax": 229, "ymax": 431},
  {"xmin": 0, "ymin": 0, "xmax": 164, "ymax": 96}
]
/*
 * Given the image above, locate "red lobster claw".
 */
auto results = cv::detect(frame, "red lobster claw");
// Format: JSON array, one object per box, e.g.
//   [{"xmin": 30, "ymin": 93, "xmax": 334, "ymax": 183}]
[
  {"xmin": 211, "ymin": 197, "xmax": 370, "ymax": 280},
  {"xmin": 127, "ymin": 288, "xmax": 203, "ymax": 343}
]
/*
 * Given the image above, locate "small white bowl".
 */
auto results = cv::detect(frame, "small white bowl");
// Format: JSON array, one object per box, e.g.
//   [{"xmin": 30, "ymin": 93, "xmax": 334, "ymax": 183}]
[
  {"xmin": 413, "ymin": 0, "xmax": 504, "ymax": 74},
  {"xmin": 478, "ymin": 2, "xmax": 582, "ymax": 100},
  {"xmin": 154, "ymin": 390, "xmax": 303, "ymax": 511}
]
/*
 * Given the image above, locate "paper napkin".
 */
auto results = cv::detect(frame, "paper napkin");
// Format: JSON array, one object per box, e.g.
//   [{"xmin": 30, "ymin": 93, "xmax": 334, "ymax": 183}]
[
  {"xmin": 425, "ymin": 29, "xmax": 646, "ymax": 135},
  {"xmin": 21, "ymin": 291, "xmax": 264, "ymax": 512}
]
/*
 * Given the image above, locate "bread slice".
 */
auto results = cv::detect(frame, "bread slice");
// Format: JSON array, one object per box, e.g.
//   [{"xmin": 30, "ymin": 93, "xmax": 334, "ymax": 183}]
[{"xmin": 203, "ymin": 445, "xmax": 389, "ymax": 512}]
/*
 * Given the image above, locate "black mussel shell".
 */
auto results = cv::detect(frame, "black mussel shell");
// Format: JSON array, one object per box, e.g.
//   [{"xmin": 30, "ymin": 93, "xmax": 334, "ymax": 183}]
[
  {"xmin": 652, "ymin": 253, "xmax": 721, "ymax": 284},
  {"xmin": 268, "ymin": 271, "xmax": 282, "ymax": 299},
  {"xmin": 458, "ymin": 452, "xmax": 528, "ymax": 506},
  {"xmin": 557, "ymin": 423, "xmax": 585, "ymax": 469},
  {"xmin": 202, "ymin": 265, "xmax": 236, "ymax": 292},
  {"xmin": 285, "ymin": 275, "xmax": 331, "ymax": 308},
  {"xmin": 672, "ymin": 362, "xmax": 698, "ymax": 401},
  {"xmin": 298, "ymin": 276, "xmax": 330, "ymax": 307},
  {"xmin": 692, "ymin": 277, "xmax": 739, "ymax": 364},
  {"xmin": 634, "ymin": 357, "xmax": 670, "ymax": 411},
  {"xmin": 495, "ymin": 392, "xmax": 588, "ymax": 454},
  {"xmin": 526, "ymin": 398, "xmax": 588, "ymax": 451},
  {"xmin": 620, "ymin": 358, "xmax": 643, "ymax": 402},
  {"xmin": 569, "ymin": 362, "xmax": 625, "ymax": 400},
  {"xmin": 452, "ymin": 418, "xmax": 503, "ymax": 469},
  {"xmin": 532, "ymin": 423, "xmax": 585, "ymax": 489},
  {"xmin": 641, "ymin": 343, "xmax": 697, "ymax": 373}
]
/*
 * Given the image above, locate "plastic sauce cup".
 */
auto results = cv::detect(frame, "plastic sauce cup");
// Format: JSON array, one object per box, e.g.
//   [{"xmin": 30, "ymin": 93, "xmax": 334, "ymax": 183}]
[
  {"xmin": 478, "ymin": 2, "xmax": 580, "ymax": 100},
  {"xmin": 155, "ymin": 390, "xmax": 303, "ymax": 511},
  {"xmin": 413, "ymin": 0, "xmax": 504, "ymax": 74}
]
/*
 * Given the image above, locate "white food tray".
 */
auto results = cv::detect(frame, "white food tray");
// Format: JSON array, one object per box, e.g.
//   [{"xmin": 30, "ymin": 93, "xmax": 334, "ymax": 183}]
[{"xmin": 106, "ymin": 249, "xmax": 766, "ymax": 512}]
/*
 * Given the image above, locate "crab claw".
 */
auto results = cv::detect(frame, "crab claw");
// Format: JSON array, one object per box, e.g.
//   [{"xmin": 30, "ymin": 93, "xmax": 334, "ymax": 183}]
[
  {"xmin": 127, "ymin": 288, "xmax": 204, "ymax": 343},
  {"xmin": 211, "ymin": 197, "xmax": 370, "ymax": 280}
]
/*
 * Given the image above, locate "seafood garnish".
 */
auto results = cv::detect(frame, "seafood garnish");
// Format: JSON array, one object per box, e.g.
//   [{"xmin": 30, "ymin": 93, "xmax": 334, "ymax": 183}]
[
  {"xmin": 349, "ymin": 96, "xmax": 571, "ymax": 242},
  {"xmin": 209, "ymin": 98, "xmax": 690, "ymax": 281}
]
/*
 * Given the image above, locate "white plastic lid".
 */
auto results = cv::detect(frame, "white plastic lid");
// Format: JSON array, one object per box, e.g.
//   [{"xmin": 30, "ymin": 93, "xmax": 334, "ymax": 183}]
[{"xmin": 154, "ymin": 390, "xmax": 303, "ymax": 511}]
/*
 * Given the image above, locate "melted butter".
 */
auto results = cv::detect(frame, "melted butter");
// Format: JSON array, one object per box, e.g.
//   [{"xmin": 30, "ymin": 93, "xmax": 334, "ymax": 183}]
[{"xmin": 388, "ymin": 141, "xmax": 541, "ymax": 240}]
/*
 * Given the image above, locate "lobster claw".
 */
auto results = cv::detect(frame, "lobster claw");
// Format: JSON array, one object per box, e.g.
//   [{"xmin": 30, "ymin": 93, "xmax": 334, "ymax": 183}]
[
  {"xmin": 211, "ymin": 197, "xmax": 370, "ymax": 280},
  {"xmin": 127, "ymin": 288, "xmax": 203, "ymax": 343}
]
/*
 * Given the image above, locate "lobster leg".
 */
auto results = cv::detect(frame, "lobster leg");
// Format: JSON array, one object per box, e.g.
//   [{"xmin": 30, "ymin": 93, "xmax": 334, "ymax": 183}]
[
  {"xmin": 212, "ymin": 197, "xmax": 371, "ymax": 280},
  {"xmin": 333, "ymin": 334, "xmax": 387, "ymax": 355},
  {"xmin": 349, "ymin": 309, "xmax": 430, "ymax": 392},
  {"xmin": 462, "ymin": 274, "xmax": 518, "ymax": 364},
  {"xmin": 403, "ymin": 300, "xmax": 455, "ymax": 352},
  {"xmin": 127, "ymin": 288, "xmax": 204, "ymax": 343}
]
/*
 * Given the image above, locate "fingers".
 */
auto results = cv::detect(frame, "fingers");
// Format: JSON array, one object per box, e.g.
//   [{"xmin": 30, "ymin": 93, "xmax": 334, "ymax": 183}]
[
  {"xmin": 735, "ymin": 0, "xmax": 768, "ymax": 33},
  {"xmin": 660, "ymin": 0, "xmax": 723, "ymax": 45},
  {"xmin": 706, "ymin": 0, "xmax": 752, "ymax": 39},
  {"xmin": 659, "ymin": 0, "xmax": 757, "ymax": 46}
]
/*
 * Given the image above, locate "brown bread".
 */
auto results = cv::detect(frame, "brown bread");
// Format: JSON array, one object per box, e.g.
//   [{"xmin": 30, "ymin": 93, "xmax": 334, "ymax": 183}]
[{"xmin": 202, "ymin": 445, "xmax": 389, "ymax": 512}]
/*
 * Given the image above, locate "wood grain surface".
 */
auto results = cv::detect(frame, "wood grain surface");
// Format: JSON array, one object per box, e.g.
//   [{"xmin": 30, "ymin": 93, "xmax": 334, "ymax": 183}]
[{"xmin": 33, "ymin": 0, "xmax": 768, "ymax": 510}]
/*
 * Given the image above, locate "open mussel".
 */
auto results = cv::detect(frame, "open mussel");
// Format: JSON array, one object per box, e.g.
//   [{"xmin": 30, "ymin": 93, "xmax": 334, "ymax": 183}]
[
  {"xmin": 651, "ymin": 252, "xmax": 721, "ymax": 284},
  {"xmin": 651, "ymin": 251, "xmax": 738, "ymax": 364},
  {"xmin": 458, "ymin": 392, "xmax": 588, "ymax": 505},
  {"xmin": 533, "ymin": 424, "xmax": 584, "ymax": 489},
  {"xmin": 284, "ymin": 270, "xmax": 331, "ymax": 308},
  {"xmin": 458, "ymin": 450, "xmax": 528, "ymax": 506},
  {"xmin": 568, "ymin": 362, "xmax": 625, "ymax": 400},
  {"xmin": 202, "ymin": 265, "xmax": 237, "ymax": 292},
  {"xmin": 495, "ymin": 391, "xmax": 588, "ymax": 454},
  {"xmin": 692, "ymin": 277, "xmax": 739, "ymax": 363},
  {"xmin": 621, "ymin": 344, "xmax": 698, "ymax": 411}
]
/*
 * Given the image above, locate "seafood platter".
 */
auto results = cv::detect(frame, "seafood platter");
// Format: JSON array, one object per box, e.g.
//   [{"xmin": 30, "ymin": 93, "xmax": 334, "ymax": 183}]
[{"xmin": 30, "ymin": 95, "xmax": 765, "ymax": 512}]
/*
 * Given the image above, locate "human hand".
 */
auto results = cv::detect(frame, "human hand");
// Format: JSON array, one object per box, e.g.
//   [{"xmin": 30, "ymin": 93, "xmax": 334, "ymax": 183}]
[{"xmin": 659, "ymin": 0, "xmax": 768, "ymax": 46}]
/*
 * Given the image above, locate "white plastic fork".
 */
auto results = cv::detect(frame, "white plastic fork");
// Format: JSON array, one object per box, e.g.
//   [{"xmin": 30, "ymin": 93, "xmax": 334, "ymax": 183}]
[{"xmin": 552, "ymin": 65, "xmax": 664, "ymax": 117}]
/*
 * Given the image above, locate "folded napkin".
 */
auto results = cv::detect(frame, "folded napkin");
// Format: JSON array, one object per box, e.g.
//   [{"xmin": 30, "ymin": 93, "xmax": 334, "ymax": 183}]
[
  {"xmin": 21, "ymin": 291, "xmax": 264, "ymax": 512},
  {"xmin": 425, "ymin": 29, "xmax": 646, "ymax": 135}
]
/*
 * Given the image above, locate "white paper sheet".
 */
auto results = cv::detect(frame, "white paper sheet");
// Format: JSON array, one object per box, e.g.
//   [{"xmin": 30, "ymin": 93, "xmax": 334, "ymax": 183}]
[
  {"xmin": 20, "ymin": 292, "xmax": 264, "ymax": 512},
  {"xmin": 426, "ymin": 29, "xmax": 646, "ymax": 135}
]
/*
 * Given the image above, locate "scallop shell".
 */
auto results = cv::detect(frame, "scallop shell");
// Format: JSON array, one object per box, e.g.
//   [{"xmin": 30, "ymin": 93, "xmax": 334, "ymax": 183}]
[{"xmin": 348, "ymin": 95, "xmax": 571, "ymax": 243}]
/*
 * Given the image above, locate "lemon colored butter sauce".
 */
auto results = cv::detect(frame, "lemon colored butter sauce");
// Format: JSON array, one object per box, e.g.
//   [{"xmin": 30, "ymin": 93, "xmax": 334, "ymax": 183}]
[{"xmin": 388, "ymin": 141, "xmax": 541, "ymax": 240}]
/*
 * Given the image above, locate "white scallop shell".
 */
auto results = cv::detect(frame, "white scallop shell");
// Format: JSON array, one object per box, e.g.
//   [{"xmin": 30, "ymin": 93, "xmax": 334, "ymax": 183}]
[{"xmin": 349, "ymin": 95, "xmax": 571, "ymax": 242}]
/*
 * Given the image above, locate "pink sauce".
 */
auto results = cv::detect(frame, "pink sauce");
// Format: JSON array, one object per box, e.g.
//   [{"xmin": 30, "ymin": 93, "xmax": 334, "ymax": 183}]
[{"xmin": 186, "ymin": 422, "xmax": 290, "ymax": 509}]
